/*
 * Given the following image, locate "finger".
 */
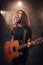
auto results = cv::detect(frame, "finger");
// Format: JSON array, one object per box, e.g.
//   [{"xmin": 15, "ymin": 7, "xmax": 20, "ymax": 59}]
[{"xmin": 28, "ymin": 38, "xmax": 30, "ymax": 42}]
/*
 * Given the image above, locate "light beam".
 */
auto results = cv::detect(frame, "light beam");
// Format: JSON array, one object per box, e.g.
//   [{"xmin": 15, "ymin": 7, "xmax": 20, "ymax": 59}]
[{"xmin": 17, "ymin": 1, "xmax": 22, "ymax": 7}]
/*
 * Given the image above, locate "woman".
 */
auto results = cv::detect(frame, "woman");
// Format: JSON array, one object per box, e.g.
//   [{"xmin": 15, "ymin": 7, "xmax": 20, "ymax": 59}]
[{"xmin": 11, "ymin": 10, "xmax": 32, "ymax": 65}]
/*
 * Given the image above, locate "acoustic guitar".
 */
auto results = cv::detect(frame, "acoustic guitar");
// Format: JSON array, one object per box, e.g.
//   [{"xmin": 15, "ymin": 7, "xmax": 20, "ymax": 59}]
[{"xmin": 4, "ymin": 37, "xmax": 43, "ymax": 62}]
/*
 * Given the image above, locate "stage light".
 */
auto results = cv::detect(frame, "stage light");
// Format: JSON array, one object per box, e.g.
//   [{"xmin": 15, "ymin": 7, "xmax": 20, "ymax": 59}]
[
  {"xmin": 17, "ymin": 1, "xmax": 22, "ymax": 7},
  {"xmin": 0, "ymin": 11, "xmax": 5, "ymax": 15}
]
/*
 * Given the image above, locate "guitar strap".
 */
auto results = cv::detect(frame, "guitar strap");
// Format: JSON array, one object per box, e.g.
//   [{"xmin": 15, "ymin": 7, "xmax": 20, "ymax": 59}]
[{"xmin": 23, "ymin": 28, "xmax": 27, "ymax": 44}]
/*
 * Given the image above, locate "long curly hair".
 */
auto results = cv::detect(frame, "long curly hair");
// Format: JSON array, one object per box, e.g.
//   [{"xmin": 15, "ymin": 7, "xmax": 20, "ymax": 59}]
[{"xmin": 15, "ymin": 10, "xmax": 30, "ymax": 27}]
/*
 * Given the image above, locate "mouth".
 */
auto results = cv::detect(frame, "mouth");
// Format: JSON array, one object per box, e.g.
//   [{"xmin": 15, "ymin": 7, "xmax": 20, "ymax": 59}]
[{"xmin": 15, "ymin": 17, "xmax": 19, "ymax": 20}]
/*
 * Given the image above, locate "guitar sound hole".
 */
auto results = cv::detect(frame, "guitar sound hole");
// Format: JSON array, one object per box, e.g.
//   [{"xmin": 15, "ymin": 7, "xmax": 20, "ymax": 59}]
[{"xmin": 13, "ymin": 47, "xmax": 16, "ymax": 52}]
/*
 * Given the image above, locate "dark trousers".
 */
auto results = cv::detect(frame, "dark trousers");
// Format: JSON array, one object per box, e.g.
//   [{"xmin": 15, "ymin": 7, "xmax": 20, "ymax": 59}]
[{"xmin": 12, "ymin": 56, "xmax": 27, "ymax": 65}]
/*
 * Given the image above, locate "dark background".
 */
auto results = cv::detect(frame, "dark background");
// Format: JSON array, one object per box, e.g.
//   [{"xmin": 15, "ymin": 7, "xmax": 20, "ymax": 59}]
[{"xmin": 0, "ymin": 0, "xmax": 43, "ymax": 65}]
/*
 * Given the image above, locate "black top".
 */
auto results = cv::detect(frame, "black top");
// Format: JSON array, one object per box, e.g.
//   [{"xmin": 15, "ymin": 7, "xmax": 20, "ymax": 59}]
[
  {"xmin": 12, "ymin": 27, "xmax": 32, "ymax": 44},
  {"xmin": 12, "ymin": 27, "xmax": 32, "ymax": 65}
]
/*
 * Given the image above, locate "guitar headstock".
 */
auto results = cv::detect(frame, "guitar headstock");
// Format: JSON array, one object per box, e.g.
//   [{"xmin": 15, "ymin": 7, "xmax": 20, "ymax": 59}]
[{"xmin": 31, "ymin": 37, "xmax": 43, "ymax": 45}]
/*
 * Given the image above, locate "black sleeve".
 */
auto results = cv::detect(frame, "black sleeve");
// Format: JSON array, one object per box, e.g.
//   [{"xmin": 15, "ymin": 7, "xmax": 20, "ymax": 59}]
[
  {"xmin": 12, "ymin": 27, "xmax": 15, "ymax": 36},
  {"xmin": 12, "ymin": 30, "xmax": 14, "ymax": 36},
  {"xmin": 12, "ymin": 29, "xmax": 14, "ymax": 36},
  {"xmin": 27, "ymin": 27, "xmax": 32, "ymax": 41}
]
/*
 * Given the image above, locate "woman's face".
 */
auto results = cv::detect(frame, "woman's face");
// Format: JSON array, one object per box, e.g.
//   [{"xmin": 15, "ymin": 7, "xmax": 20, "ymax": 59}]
[{"xmin": 14, "ymin": 10, "xmax": 23, "ymax": 22}]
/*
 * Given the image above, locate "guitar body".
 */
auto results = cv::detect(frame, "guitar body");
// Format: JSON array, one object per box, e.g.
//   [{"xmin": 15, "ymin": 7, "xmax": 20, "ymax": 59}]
[
  {"xmin": 4, "ymin": 40, "xmax": 20, "ymax": 62},
  {"xmin": 4, "ymin": 37, "xmax": 42, "ymax": 62}
]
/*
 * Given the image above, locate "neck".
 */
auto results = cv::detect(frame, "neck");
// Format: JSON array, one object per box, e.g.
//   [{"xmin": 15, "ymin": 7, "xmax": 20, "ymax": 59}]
[{"xmin": 17, "ymin": 23, "xmax": 23, "ymax": 27}]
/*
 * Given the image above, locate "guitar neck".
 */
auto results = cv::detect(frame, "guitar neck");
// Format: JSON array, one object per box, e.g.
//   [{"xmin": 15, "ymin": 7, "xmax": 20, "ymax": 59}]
[
  {"xmin": 16, "ymin": 37, "xmax": 43, "ymax": 50},
  {"xmin": 17, "ymin": 43, "xmax": 27, "ymax": 50}
]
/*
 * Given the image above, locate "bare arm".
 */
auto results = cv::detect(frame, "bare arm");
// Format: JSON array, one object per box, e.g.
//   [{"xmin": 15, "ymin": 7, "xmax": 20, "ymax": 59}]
[
  {"xmin": 11, "ymin": 35, "xmax": 14, "ymax": 41},
  {"xmin": 27, "ymin": 37, "xmax": 42, "ymax": 48}
]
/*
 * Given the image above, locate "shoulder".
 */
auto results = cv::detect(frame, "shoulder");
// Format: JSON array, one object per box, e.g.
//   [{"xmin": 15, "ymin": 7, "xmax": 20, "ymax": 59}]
[{"xmin": 12, "ymin": 25, "xmax": 17, "ymax": 30}]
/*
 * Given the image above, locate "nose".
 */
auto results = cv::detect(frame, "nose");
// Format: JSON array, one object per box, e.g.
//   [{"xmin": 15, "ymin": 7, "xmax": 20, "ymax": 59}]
[
  {"xmin": 16, "ymin": 16, "xmax": 19, "ymax": 20},
  {"xmin": 16, "ymin": 13, "xmax": 19, "ymax": 18}
]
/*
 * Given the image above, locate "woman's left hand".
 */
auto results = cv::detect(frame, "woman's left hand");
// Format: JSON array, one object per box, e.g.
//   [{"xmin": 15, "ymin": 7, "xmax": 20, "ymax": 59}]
[{"xmin": 27, "ymin": 39, "xmax": 32, "ymax": 47}]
